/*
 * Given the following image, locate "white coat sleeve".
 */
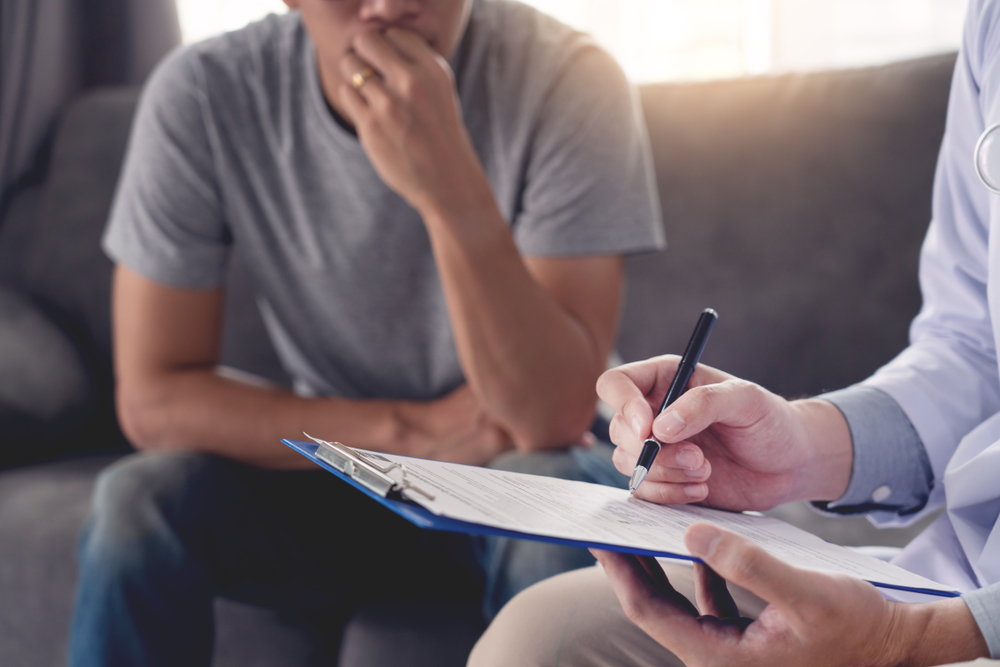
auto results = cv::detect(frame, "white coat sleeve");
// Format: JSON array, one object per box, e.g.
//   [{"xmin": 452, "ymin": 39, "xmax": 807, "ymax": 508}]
[{"xmin": 860, "ymin": 0, "xmax": 1000, "ymax": 527}]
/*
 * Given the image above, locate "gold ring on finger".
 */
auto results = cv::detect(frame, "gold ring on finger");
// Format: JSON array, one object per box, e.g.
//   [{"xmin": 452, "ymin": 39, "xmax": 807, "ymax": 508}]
[{"xmin": 351, "ymin": 66, "xmax": 376, "ymax": 89}]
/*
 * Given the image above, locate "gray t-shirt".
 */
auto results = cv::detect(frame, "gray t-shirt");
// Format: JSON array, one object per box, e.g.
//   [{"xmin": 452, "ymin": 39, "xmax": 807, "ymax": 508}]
[{"xmin": 104, "ymin": 0, "xmax": 664, "ymax": 401}]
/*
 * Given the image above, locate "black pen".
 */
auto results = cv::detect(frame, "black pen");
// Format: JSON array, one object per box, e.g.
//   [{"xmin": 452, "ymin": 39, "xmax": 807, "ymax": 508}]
[{"xmin": 629, "ymin": 308, "xmax": 718, "ymax": 495}]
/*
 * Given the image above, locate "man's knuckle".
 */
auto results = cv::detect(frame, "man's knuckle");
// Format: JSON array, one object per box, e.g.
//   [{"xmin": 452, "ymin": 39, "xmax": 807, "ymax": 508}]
[
  {"xmin": 737, "ymin": 381, "xmax": 772, "ymax": 414},
  {"xmin": 608, "ymin": 416, "xmax": 628, "ymax": 445},
  {"xmin": 374, "ymin": 93, "xmax": 395, "ymax": 115},
  {"xmin": 611, "ymin": 445, "xmax": 629, "ymax": 469},
  {"xmin": 595, "ymin": 370, "xmax": 618, "ymax": 398},
  {"xmin": 624, "ymin": 397, "xmax": 645, "ymax": 420},
  {"xmin": 397, "ymin": 73, "xmax": 419, "ymax": 100},
  {"xmin": 684, "ymin": 386, "xmax": 715, "ymax": 416},
  {"xmin": 741, "ymin": 380, "xmax": 765, "ymax": 400},
  {"xmin": 435, "ymin": 65, "xmax": 454, "ymax": 87},
  {"xmin": 358, "ymin": 115, "xmax": 377, "ymax": 136},
  {"xmin": 650, "ymin": 483, "xmax": 682, "ymax": 505},
  {"xmin": 391, "ymin": 102, "xmax": 410, "ymax": 127}
]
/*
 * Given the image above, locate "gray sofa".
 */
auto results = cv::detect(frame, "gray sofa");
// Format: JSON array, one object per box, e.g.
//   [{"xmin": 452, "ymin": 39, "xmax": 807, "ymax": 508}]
[{"xmin": 0, "ymin": 51, "xmax": 957, "ymax": 666}]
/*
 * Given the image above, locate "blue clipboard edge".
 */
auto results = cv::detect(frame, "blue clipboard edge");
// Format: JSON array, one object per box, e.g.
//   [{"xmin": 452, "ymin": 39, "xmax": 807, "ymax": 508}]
[
  {"xmin": 283, "ymin": 439, "xmax": 960, "ymax": 599},
  {"xmin": 282, "ymin": 439, "xmax": 693, "ymax": 560}
]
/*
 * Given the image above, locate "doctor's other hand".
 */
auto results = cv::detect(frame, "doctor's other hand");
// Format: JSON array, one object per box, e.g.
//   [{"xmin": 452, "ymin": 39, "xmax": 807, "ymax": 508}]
[
  {"xmin": 597, "ymin": 356, "xmax": 853, "ymax": 510},
  {"xmin": 591, "ymin": 524, "xmax": 988, "ymax": 667}
]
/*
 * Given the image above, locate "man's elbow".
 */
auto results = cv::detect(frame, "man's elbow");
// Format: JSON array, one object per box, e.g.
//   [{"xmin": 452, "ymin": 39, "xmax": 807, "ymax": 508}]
[
  {"xmin": 510, "ymin": 404, "xmax": 596, "ymax": 453},
  {"xmin": 115, "ymin": 389, "xmax": 170, "ymax": 451}
]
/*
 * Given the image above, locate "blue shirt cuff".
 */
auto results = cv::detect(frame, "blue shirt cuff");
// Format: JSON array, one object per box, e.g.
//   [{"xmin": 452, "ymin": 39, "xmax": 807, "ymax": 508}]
[
  {"xmin": 811, "ymin": 386, "xmax": 933, "ymax": 516},
  {"xmin": 965, "ymin": 584, "xmax": 1000, "ymax": 659}
]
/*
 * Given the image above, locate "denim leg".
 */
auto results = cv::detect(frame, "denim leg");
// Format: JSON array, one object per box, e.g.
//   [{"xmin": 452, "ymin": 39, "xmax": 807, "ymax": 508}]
[
  {"xmin": 69, "ymin": 450, "xmax": 485, "ymax": 667},
  {"xmin": 477, "ymin": 441, "xmax": 628, "ymax": 620},
  {"xmin": 69, "ymin": 452, "xmax": 220, "ymax": 667}
]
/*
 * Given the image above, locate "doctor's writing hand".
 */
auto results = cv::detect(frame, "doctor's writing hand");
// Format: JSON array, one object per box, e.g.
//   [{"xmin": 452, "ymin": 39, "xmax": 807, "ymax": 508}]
[
  {"xmin": 592, "ymin": 524, "xmax": 988, "ymax": 667},
  {"xmin": 597, "ymin": 356, "xmax": 852, "ymax": 510},
  {"xmin": 336, "ymin": 28, "xmax": 492, "ymax": 222}
]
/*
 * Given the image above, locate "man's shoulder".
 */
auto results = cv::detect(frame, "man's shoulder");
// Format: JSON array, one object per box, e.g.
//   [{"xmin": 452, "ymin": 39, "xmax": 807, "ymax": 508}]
[
  {"xmin": 147, "ymin": 13, "xmax": 305, "ymax": 103},
  {"xmin": 475, "ymin": 0, "xmax": 578, "ymax": 43},
  {"xmin": 475, "ymin": 0, "xmax": 593, "ymax": 65},
  {"xmin": 468, "ymin": 0, "xmax": 624, "ymax": 101}
]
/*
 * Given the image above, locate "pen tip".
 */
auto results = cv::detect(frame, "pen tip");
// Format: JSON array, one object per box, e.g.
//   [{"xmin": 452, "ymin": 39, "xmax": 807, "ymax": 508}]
[{"xmin": 629, "ymin": 466, "xmax": 648, "ymax": 495}]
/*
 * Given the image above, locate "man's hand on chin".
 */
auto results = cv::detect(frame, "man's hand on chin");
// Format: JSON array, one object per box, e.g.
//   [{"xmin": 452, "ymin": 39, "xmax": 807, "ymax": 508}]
[{"xmin": 334, "ymin": 27, "xmax": 492, "ymax": 221}]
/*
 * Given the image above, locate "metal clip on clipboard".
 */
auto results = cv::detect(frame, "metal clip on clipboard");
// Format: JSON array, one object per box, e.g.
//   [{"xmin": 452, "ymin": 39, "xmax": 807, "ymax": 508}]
[{"xmin": 304, "ymin": 434, "xmax": 435, "ymax": 501}]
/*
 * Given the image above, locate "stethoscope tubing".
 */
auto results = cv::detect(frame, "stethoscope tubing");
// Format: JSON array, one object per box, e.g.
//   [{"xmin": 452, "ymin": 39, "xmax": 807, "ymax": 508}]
[{"xmin": 974, "ymin": 121, "xmax": 1000, "ymax": 194}]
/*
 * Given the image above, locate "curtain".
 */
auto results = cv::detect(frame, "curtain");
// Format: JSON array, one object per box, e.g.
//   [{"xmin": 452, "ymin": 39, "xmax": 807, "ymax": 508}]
[{"xmin": 0, "ymin": 0, "xmax": 180, "ymax": 210}]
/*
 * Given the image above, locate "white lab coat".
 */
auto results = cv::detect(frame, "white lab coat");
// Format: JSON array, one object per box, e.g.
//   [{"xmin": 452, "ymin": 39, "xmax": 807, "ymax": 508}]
[{"xmin": 863, "ymin": 0, "xmax": 1000, "ymax": 594}]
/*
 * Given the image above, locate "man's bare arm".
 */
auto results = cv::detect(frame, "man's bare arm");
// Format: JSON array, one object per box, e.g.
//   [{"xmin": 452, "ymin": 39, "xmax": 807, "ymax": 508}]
[
  {"xmin": 336, "ymin": 29, "xmax": 623, "ymax": 451},
  {"xmin": 431, "ymin": 219, "xmax": 622, "ymax": 452},
  {"xmin": 112, "ymin": 265, "xmax": 511, "ymax": 468}
]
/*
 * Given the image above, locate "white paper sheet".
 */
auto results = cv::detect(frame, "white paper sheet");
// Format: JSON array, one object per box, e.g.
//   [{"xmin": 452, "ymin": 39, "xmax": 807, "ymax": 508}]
[{"xmin": 357, "ymin": 449, "xmax": 957, "ymax": 597}]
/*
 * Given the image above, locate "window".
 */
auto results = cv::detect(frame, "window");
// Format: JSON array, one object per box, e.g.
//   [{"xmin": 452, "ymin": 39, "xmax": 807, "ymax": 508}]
[
  {"xmin": 177, "ymin": 0, "xmax": 967, "ymax": 82},
  {"xmin": 177, "ymin": 0, "xmax": 289, "ymax": 45}
]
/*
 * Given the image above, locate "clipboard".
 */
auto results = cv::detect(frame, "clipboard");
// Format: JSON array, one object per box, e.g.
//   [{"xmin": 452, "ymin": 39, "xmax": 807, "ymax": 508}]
[
  {"xmin": 283, "ymin": 437, "xmax": 960, "ymax": 598},
  {"xmin": 284, "ymin": 436, "xmax": 698, "ymax": 560}
]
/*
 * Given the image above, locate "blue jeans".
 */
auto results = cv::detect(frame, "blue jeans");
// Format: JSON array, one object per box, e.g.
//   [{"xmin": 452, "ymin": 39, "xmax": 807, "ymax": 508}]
[{"xmin": 68, "ymin": 443, "xmax": 626, "ymax": 667}]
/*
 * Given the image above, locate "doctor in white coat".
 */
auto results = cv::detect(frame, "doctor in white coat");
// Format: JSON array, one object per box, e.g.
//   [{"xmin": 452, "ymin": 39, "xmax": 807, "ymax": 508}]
[{"xmin": 468, "ymin": 0, "xmax": 1000, "ymax": 665}]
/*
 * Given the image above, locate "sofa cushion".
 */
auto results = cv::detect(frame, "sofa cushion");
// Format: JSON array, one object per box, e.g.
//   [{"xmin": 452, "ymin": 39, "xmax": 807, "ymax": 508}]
[
  {"xmin": 20, "ymin": 87, "xmax": 140, "ymax": 363},
  {"xmin": 0, "ymin": 455, "xmax": 116, "ymax": 666},
  {"xmin": 0, "ymin": 286, "xmax": 91, "ymax": 466},
  {"xmin": 338, "ymin": 602, "xmax": 486, "ymax": 667}
]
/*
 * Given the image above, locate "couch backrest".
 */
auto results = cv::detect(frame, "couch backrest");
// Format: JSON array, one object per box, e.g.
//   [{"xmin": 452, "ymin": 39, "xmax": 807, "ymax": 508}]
[
  {"xmin": 0, "ymin": 87, "xmax": 290, "ymax": 388},
  {"xmin": 625, "ymin": 52, "xmax": 956, "ymax": 398}
]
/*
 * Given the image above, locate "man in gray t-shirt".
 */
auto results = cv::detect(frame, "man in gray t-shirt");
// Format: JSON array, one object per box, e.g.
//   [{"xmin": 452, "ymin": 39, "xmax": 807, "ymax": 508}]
[{"xmin": 70, "ymin": 0, "xmax": 663, "ymax": 664}]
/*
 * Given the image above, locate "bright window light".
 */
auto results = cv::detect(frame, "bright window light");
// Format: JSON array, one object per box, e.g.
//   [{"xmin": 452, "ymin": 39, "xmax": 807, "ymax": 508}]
[
  {"xmin": 177, "ymin": 0, "xmax": 967, "ymax": 82},
  {"xmin": 177, "ymin": 0, "xmax": 288, "ymax": 45}
]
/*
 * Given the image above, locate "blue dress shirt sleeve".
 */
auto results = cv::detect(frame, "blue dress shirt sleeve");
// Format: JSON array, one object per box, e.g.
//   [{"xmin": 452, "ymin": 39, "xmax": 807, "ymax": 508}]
[
  {"xmin": 810, "ymin": 384, "xmax": 999, "ymax": 657},
  {"xmin": 813, "ymin": 386, "xmax": 934, "ymax": 518}
]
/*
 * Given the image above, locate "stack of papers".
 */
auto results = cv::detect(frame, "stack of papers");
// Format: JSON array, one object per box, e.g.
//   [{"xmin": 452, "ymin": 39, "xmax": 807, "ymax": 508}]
[{"xmin": 285, "ymin": 439, "xmax": 958, "ymax": 599}]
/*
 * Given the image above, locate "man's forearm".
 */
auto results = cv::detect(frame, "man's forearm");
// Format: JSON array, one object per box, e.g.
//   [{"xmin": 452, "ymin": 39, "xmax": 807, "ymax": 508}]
[
  {"xmin": 117, "ymin": 369, "xmax": 485, "ymax": 469},
  {"xmin": 330, "ymin": 29, "xmax": 622, "ymax": 452},
  {"xmin": 421, "ymin": 187, "xmax": 615, "ymax": 452}
]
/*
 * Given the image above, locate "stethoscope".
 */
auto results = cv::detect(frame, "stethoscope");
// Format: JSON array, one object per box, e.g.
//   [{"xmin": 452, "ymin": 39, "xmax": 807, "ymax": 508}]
[{"xmin": 975, "ymin": 122, "xmax": 1000, "ymax": 193}]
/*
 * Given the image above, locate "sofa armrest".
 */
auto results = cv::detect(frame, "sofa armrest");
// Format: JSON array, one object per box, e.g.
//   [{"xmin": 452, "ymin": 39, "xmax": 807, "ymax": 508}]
[{"xmin": 0, "ymin": 285, "xmax": 92, "ymax": 467}]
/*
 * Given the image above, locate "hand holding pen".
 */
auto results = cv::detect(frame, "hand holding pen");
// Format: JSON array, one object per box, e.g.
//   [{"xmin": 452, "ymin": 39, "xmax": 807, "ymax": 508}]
[
  {"xmin": 629, "ymin": 309, "xmax": 718, "ymax": 494},
  {"xmin": 597, "ymin": 309, "xmax": 852, "ymax": 510}
]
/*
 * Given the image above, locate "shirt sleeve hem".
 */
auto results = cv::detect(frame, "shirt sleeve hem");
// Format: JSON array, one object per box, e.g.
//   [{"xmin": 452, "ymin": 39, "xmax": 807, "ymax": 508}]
[
  {"xmin": 810, "ymin": 385, "xmax": 933, "ymax": 517},
  {"xmin": 964, "ymin": 584, "xmax": 1000, "ymax": 659},
  {"xmin": 102, "ymin": 234, "xmax": 229, "ymax": 291}
]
